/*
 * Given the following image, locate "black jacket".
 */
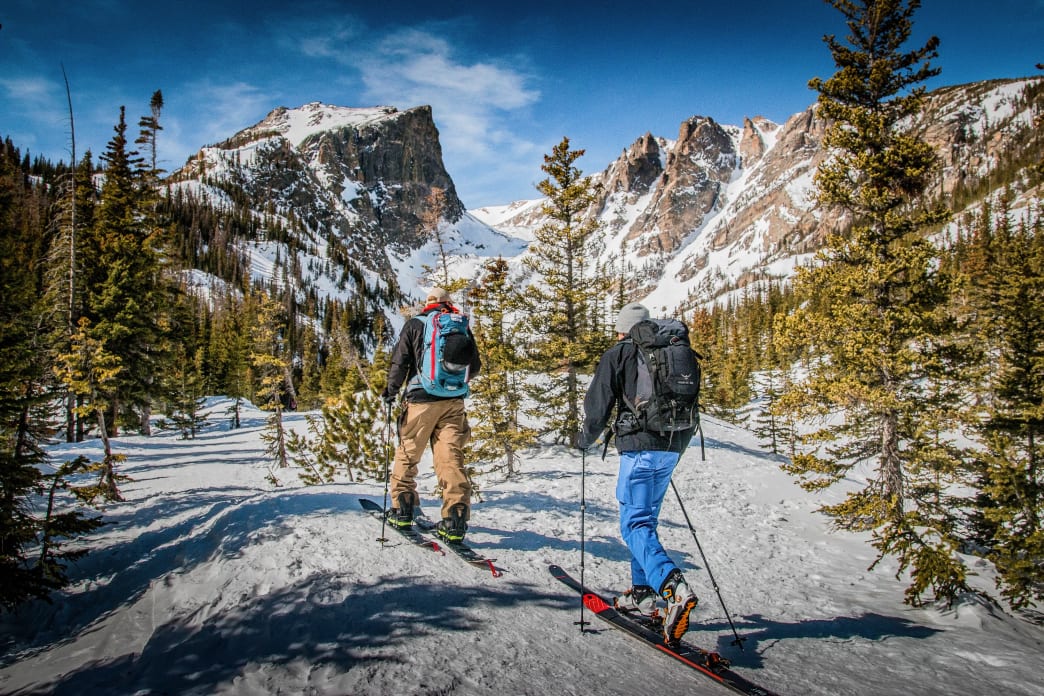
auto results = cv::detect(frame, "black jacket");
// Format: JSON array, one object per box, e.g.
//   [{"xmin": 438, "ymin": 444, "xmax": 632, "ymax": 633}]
[
  {"xmin": 384, "ymin": 304, "xmax": 482, "ymax": 403},
  {"xmin": 580, "ymin": 338, "xmax": 694, "ymax": 454}
]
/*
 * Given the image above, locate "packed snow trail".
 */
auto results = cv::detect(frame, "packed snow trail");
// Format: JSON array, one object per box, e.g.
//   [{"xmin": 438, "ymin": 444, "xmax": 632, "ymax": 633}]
[{"xmin": 1, "ymin": 400, "xmax": 1042, "ymax": 695}]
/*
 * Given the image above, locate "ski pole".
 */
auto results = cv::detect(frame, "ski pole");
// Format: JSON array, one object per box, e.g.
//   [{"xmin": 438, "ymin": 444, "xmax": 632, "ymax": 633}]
[
  {"xmin": 377, "ymin": 401, "xmax": 392, "ymax": 545},
  {"xmin": 669, "ymin": 479, "xmax": 746, "ymax": 650},
  {"xmin": 576, "ymin": 446, "xmax": 591, "ymax": 632},
  {"xmin": 697, "ymin": 419, "xmax": 706, "ymax": 461}
]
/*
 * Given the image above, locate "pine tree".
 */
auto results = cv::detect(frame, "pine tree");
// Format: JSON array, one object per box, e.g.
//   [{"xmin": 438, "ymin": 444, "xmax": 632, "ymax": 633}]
[
  {"xmin": 466, "ymin": 257, "xmax": 537, "ymax": 477},
  {"xmin": 523, "ymin": 137, "xmax": 612, "ymax": 445},
  {"xmin": 79, "ymin": 106, "xmax": 168, "ymax": 436},
  {"xmin": 135, "ymin": 90, "xmax": 164, "ymax": 182},
  {"xmin": 166, "ymin": 343, "xmax": 208, "ymax": 439},
  {"xmin": 36, "ymin": 455, "xmax": 105, "ymax": 593},
  {"xmin": 132, "ymin": 90, "xmax": 168, "ymax": 435},
  {"xmin": 290, "ymin": 341, "xmax": 389, "ymax": 485},
  {"xmin": 295, "ymin": 325, "xmax": 323, "ymax": 409},
  {"xmin": 209, "ymin": 289, "xmax": 251, "ymax": 428},
  {"xmin": 56, "ymin": 318, "xmax": 126, "ymax": 501},
  {"xmin": 968, "ymin": 207, "xmax": 1044, "ymax": 609},
  {"xmin": 251, "ymin": 292, "xmax": 291, "ymax": 473},
  {"xmin": 774, "ymin": 0, "xmax": 970, "ymax": 605},
  {"xmin": 0, "ymin": 138, "xmax": 55, "ymax": 605}
]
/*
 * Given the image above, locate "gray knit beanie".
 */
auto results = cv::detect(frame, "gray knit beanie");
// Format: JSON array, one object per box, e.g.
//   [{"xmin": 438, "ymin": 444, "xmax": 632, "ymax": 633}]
[{"xmin": 615, "ymin": 302, "xmax": 650, "ymax": 334}]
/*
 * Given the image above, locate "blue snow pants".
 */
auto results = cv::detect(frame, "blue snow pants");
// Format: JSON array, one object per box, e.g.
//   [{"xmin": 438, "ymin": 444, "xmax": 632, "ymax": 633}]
[{"xmin": 616, "ymin": 449, "xmax": 681, "ymax": 594}]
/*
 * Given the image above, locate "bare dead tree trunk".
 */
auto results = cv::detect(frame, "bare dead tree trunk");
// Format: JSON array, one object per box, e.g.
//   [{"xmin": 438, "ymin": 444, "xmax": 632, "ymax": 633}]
[{"xmin": 62, "ymin": 64, "xmax": 78, "ymax": 443}]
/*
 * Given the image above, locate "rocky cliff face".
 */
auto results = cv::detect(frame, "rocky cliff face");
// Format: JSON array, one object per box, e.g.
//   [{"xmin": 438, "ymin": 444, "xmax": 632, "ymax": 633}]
[
  {"xmin": 168, "ymin": 80, "xmax": 1042, "ymax": 324},
  {"xmin": 484, "ymin": 77, "xmax": 1043, "ymax": 314},
  {"xmin": 171, "ymin": 103, "xmax": 465, "ymax": 276}
]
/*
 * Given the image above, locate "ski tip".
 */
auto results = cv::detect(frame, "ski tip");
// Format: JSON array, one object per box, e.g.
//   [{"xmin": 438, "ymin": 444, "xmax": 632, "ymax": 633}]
[{"xmin": 549, "ymin": 564, "xmax": 565, "ymax": 576}]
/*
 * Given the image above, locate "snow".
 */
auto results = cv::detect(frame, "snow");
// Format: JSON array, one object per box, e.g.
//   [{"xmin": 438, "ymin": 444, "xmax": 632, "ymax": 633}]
[
  {"xmin": 390, "ymin": 211, "xmax": 529, "ymax": 312},
  {"xmin": 470, "ymin": 199, "xmax": 544, "ymax": 242},
  {"xmin": 260, "ymin": 103, "xmax": 404, "ymax": 147},
  {"xmin": 3, "ymin": 399, "xmax": 1042, "ymax": 696}
]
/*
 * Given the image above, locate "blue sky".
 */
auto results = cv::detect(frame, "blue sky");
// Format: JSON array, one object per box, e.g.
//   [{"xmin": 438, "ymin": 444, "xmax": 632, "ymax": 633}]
[{"xmin": 1, "ymin": 1, "xmax": 1040, "ymax": 208}]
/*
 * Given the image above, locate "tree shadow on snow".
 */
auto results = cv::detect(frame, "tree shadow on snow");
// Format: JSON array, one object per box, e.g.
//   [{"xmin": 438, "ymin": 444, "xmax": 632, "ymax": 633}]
[
  {"xmin": 10, "ymin": 574, "xmax": 569, "ymax": 696},
  {"xmin": 0, "ymin": 490, "xmax": 351, "ymax": 664},
  {"xmin": 697, "ymin": 435, "xmax": 783, "ymax": 462},
  {"xmin": 698, "ymin": 611, "xmax": 942, "ymax": 669}
]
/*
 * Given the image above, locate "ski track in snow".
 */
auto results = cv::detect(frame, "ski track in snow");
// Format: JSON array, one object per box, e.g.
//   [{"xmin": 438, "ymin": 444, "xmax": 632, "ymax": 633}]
[{"xmin": 1, "ymin": 400, "xmax": 1042, "ymax": 696}]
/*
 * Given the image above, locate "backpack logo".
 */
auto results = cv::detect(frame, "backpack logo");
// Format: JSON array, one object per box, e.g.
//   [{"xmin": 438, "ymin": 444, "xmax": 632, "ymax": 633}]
[
  {"xmin": 412, "ymin": 310, "xmax": 475, "ymax": 398},
  {"xmin": 625, "ymin": 318, "xmax": 701, "ymax": 434}
]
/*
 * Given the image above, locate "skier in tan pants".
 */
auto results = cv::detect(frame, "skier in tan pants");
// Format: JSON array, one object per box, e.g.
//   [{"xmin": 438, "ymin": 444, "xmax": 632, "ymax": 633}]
[{"xmin": 381, "ymin": 287, "xmax": 481, "ymax": 542}]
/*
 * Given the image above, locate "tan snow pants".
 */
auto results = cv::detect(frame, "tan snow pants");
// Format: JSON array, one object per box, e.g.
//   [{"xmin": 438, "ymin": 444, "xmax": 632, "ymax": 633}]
[{"xmin": 390, "ymin": 398, "xmax": 472, "ymax": 520}]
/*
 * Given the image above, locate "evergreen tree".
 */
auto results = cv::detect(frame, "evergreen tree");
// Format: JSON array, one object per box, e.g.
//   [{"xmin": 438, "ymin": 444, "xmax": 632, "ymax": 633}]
[
  {"xmin": 0, "ymin": 138, "xmax": 54, "ymax": 605},
  {"xmin": 466, "ymin": 257, "xmax": 537, "ymax": 477},
  {"xmin": 209, "ymin": 288, "xmax": 251, "ymax": 428},
  {"xmin": 166, "ymin": 343, "xmax": 208, "ymax": 439},
  {"xmin": 295, "ymin": 324, "xmax": 323, "ymax": 410},
  {"xmin": 968, "ymin": 207, "xmax": 1044, "ymax": 609},
  {"xmin": 753, "ymin": 370, "xmax": 785, "ymax": 456},
  {"xmin": 290, "ymin": 339, "xmax": 389, "ymax": 485},
  {"xmin": 774, "ymin": 0, "xmax": 969, "ymax": 605},
  {"xmin": 79, "ymin": 106, "xmax": 169, "ymax": 436},
  {"xmin": 133, "ymin": 90, "xmax": 168, "ymax": 435},
  {"xmin": 523, "ymin": 137, "xmax": 612, "ymax": 445},
  {"xmin": 35, "ymin": 455, "xmax": 105, "ymax": 593},
  {"xmin": 56, "ymin": 318, "xmax": 126, "ymax": 501},
  {"xmin": 135, "ymin": 90, "xmax": 164, "ymax": 181},
  {"xmin": 251, "ymin": 292, "xmax": 291, "ymax": 473}
]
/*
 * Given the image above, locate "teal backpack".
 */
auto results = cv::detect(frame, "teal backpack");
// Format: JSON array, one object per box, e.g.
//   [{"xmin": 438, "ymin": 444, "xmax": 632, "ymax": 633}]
[{"xmin": 410, "ymin": 310, "xmax": 475, "ymax": 398}]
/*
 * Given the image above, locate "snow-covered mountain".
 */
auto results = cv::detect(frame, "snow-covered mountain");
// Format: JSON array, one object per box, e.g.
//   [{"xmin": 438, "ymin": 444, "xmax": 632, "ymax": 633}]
[
  {"xmin": 166, "ymin": 78, "xmax": 1041, "ymax": 327},
  {"xmin": 167, "ymin": 102, "xmax": 527, "ymax": 314},
  {"xmin": 476, "ymin": 77, "xmax": 1043, "ymax": 315}
]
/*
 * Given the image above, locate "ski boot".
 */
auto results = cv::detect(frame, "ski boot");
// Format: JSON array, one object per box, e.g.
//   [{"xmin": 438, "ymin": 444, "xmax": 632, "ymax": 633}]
[
  {"xmin": 614, "ymin": 584, "xmax": 660, "ymax": 619},
  {"xmin": 386, "ymin": 492, "xmax": 415, "ymax": 529},
  {"xmin": 435, "ymin": 503, "xmax": 468, "ymax": 543},
  {"xmin": 660, "ymin": 569, "xmax": 698, "ymax": 644}
]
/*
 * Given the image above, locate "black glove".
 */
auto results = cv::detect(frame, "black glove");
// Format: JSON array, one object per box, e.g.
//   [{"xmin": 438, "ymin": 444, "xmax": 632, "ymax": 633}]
[{"xmin": 381, "ymin": 389, "xmax": 397, "ymax": 406}]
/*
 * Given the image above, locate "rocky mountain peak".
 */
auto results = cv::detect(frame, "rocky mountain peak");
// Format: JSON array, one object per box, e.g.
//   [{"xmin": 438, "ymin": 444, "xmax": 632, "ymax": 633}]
[
  {"xmin": 481, "ymin": 77, "xmax": 1043, "ymax": 315},
  {"xmin": 173, "ymin": 102, "xmax": 465, "ymax": 276},
  {"xmin": 603, "ymin": 132, "xmax": 664, "ymax": 195}
]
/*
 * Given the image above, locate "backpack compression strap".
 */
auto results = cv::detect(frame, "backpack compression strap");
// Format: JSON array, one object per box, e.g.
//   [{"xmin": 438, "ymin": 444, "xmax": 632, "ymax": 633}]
[{"xmin": 427, "ymin": 312, "xmax": 441, "ymax": 383}]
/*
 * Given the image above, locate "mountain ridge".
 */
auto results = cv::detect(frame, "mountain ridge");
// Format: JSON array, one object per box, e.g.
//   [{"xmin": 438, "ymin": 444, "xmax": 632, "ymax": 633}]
[
  {"xmin": 166, "ymin": 77, "xmax": 1042, "ymax": 326},
  {"xmin": 479, "ymin": 76, "xmax": 1042, "ymax": 315}
]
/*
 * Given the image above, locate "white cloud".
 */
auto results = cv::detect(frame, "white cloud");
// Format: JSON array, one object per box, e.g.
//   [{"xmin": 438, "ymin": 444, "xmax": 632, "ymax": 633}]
[
  {"xmin": 159, "ymin": 81, "xmax": 273, "ymax": 169},
  {"xmin": 294, "ymin": 18, "xmax": 364, "ymax": 60},
  {"xmin": 357, "ymin": 29, "xmax": 543, "ymax": 205},
  {"xmin": 0, "ymin": 76, "xmax": 56, "ymax": 104},
  {"xmin": 283, "ymin": 18, "xmax": 544, "ymax": 205},
  {"xmin": 361, "ymin": 29, "xmax": 538, "ymax": 111}
]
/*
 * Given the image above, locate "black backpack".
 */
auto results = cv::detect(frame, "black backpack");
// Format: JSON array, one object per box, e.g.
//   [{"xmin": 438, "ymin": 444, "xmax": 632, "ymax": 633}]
[{"xmin": 624, "ymin": 318, "xmax": 702, "ymax": 435}]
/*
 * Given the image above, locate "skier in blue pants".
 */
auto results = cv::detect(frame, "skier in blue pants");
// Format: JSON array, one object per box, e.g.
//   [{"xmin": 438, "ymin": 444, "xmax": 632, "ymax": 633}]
[
  {"xmin": 618, "ymin": 450, "xmax": 682, "ymax": 594},
  {"xmin": 578, "ymin": 302, "xmax": 699, "ymax": 644}
]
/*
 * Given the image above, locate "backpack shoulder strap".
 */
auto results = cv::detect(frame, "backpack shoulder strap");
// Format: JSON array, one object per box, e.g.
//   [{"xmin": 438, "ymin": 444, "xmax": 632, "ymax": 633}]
[{"xmin": 619, "ymin": 338, "xmax": 644, "ymax": 417}]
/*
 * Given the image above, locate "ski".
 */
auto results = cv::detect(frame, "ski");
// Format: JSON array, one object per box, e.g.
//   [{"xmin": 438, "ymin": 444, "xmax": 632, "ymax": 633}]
[
  {"xmin": 359, "ymin": 498, "xmax": 444, "ymax": 554},
  {"xmin": 413, "ymin": 515, "xmax": 503, "ymax": 577},
  {"xmin": 549, "ymin": 564, "xmax": 782, "ymax": 696}
]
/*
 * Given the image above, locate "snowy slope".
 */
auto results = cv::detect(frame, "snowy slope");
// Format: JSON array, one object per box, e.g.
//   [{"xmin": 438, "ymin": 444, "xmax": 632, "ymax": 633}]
[
  {"xmin": 2, "ymin": 400, "xmax": 1042, "ymax": 695},
  {"xmin": 473, "ymin": 78, "xmax": 1043, "ymax": 317}
]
